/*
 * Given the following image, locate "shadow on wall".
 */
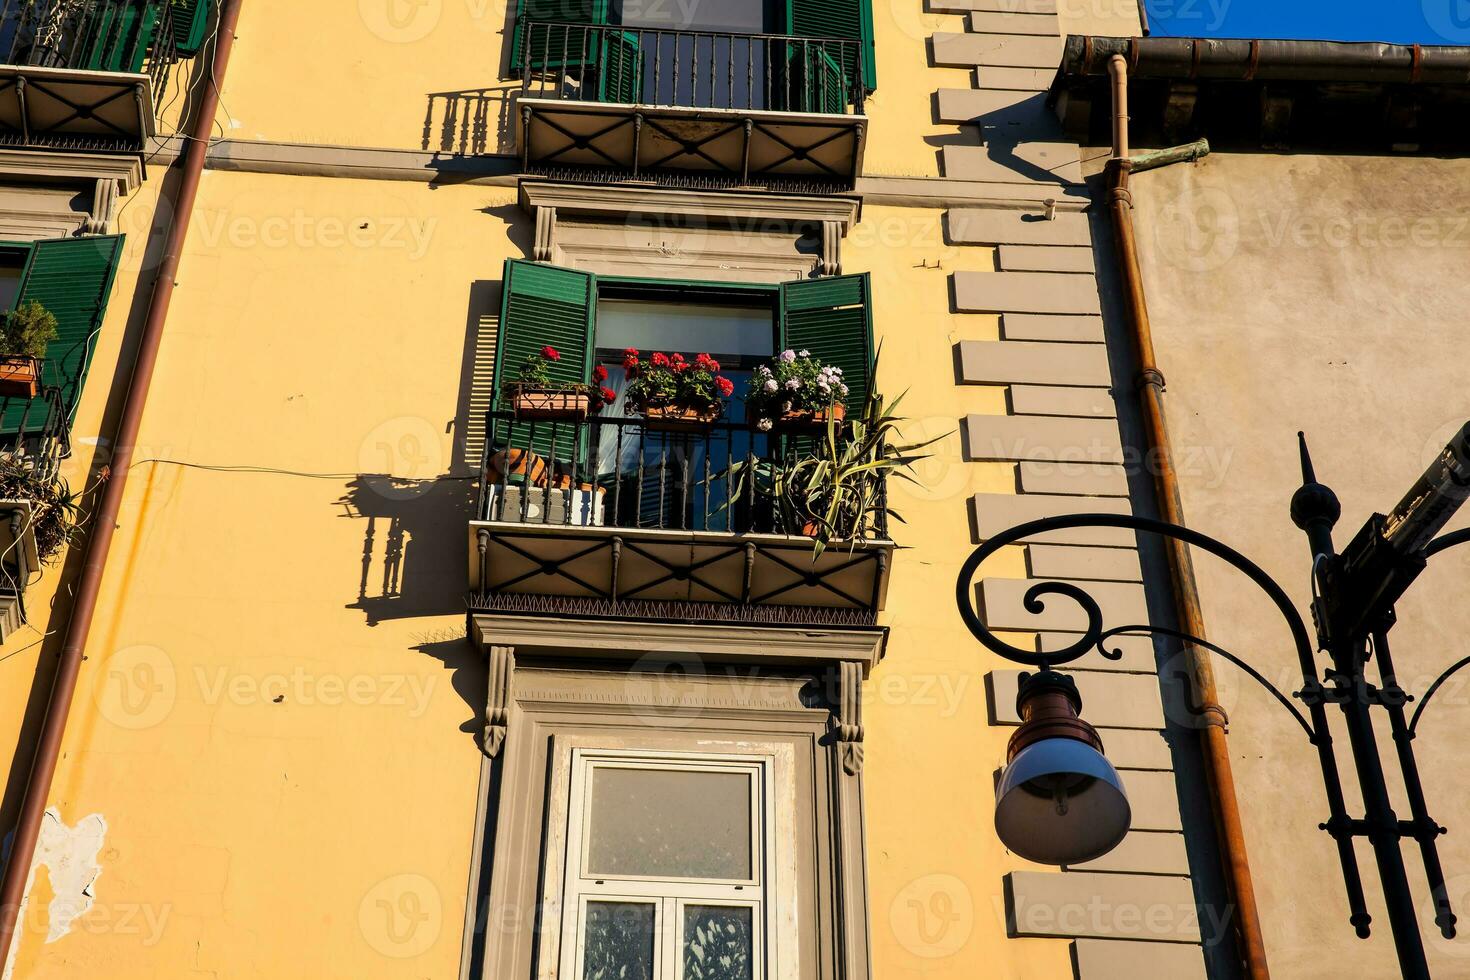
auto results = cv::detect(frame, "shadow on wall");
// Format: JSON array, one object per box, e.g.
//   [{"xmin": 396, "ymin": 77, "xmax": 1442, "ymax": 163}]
[
  {"xmin": 422, "ymin": 85, "xmax": 523, "ymax": 157},
  {"xmin": 337, "ymin": 475, "xmax": 478, "ymax": 627},
  {"xmin": 412, "ymin": 631, "xmax": 487, "ymax": 745},
  {"xmin": 336, "ymin": 268, "xmax": 510, "ymax": 627}
]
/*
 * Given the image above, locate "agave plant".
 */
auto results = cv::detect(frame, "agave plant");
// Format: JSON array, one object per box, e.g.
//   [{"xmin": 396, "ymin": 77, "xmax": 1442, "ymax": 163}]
[{"xmin": 727, "ymin": 362, "xmax": 946, "ymax": 558}]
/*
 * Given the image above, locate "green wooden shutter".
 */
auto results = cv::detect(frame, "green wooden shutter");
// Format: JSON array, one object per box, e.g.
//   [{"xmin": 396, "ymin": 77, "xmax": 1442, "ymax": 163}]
[
  {"xmin": 492, "ymin": 260, "xmax": 596, "ymax": 462},
  {"xmin": 779, "ymin": 273, "xmax": 873, "ymax": 411},
  {"xmin": 79, "ymin": 0, "xmax": 163, "ymax": 73},
  {"xmin": 597, "ymin": 30, "xmax": 644, "ymax": 104},
  {"xmin": 785, "ymin": 0, "xmax": 875, "ymax": 94},
  {"xmin": 511, "ymin": 0, "xmax": 604, "ymax": 74},
  {"xmin": 794, "ymin": 44, "xmax": 846, "ymax": 114},
  {"xmin": 1, "ymin": 235, "xmax": 125, "ymax": 435},
  {"xmin": 171, "ymin": 0, "xmax": 210, "ymax": 57}
]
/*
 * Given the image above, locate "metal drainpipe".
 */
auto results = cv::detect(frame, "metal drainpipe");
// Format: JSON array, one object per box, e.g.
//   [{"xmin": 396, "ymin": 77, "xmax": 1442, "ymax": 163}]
[
  {"xmin": 0, "ymin": 0, "xmax": 245, "ymax": 964},
  {"xmin": 1104, "ymin": 54, "xmax": 1271, "ymax": 979}
]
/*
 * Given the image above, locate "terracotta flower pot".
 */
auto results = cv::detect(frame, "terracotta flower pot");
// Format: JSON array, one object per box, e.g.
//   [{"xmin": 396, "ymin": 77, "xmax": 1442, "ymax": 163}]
[
  {"xmin": 510, "ymin": 386, "xmax": 590, "ymax": 421},
  {"xmin": 0, "ymin": 356, "xmax": 40, "ymax": 399},
  {"xmin": 774, "ymin": 403, "xmax": 845, "ymax": 433},
  {"xmin": 486, "ymin": 447, "xmax": 548, "ymax": 486},
  {"xmin": 638, "ymin": 403, "xmax": 722, "ymax": 433}
]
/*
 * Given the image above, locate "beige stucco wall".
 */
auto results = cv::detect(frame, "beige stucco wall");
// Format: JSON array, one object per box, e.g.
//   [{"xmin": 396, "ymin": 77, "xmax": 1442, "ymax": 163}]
[{"xmin": 1131, "ymin": 151, "xmax": 1470, "ymax": 977}]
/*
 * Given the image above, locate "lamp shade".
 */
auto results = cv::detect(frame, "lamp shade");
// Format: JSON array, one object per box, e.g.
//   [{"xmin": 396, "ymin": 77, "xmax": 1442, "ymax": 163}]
[{"xmin": 994, "ymin": 736, "xmax": 1131, "ymax": 866}]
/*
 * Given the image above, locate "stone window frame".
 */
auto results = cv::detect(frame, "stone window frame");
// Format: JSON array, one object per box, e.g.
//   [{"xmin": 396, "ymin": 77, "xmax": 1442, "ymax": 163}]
[
  {"xmin": 0, "ymin": 149, "xmax": 140, "ymax": 239},
  {"xmin": 460, "ymin": 614, "xmax": 883, "ymax": 979},
  {"xmin": 518, "ymin": 179, "xmax": 861, "ymax": 281}
]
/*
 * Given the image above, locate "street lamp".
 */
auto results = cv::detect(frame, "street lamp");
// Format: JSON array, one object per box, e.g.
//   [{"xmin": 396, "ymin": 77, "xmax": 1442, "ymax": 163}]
[
  {"xmin": 993, "ymin": 669, "xmax": 1131, "ymax": 865},
  {"xmin": 957, "ymin": 422, "xmax": 1470, "ymax": 980}
]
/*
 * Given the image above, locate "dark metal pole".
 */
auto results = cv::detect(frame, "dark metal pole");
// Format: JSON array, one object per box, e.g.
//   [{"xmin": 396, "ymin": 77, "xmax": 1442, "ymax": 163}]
[
  {"xmin": 1334, "ymin": 640, "xmax": 1432, "ymax": 979},
  {"xmin": 1293, "ymin": 435, "xmax": 1432, "ymax": 978}
]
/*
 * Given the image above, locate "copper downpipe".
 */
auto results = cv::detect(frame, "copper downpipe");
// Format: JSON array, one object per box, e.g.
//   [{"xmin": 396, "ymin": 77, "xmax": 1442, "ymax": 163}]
[
  {"xmin": 1104, "ymin": 55, "xmax": 1270, "ymax": 978},
  {"xmin": 0, "ymin": 0, "xmax": 245, "ymax": 964}
]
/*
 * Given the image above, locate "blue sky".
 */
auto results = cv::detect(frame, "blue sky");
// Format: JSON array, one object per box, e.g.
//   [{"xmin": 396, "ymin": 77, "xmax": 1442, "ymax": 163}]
[{"xmin": 1145, "ymin": 0, "xmax": 1470, "ymax": 45}]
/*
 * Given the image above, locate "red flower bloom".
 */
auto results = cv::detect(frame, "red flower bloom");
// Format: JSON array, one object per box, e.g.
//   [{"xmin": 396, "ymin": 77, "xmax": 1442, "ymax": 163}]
[
  {"xmin": 541, "ymin": 346, "xmax": 560, "ymax": 361},
  {"xmin": 592, "ymin": 365, "xmax": 609, "ymax": 382},
  {"xmin": 623, "ymin": 347, "xmax": 639, "ymax": 358},
  {"xmin": 694, "ymin": 353, "xmax": 720, "ymax": 374},
  {"xmin": 600, "ymin": 386, "xmax": 617, "ymax": 404},
  {"xmin": 715, "ymin": 376, "xmax": 735, "ymax": 397},
  {"xmin": 650, "ymin": 351, "xmax": 670, "ymax": 368}
]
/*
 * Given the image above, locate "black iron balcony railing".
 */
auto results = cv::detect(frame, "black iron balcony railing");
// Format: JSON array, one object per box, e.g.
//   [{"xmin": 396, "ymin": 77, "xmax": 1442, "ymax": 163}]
[
  {"xmin": 0, "ymin": 384, "xmax": 67, "ymax": 481},
  {"xmin": 519, "ymin": 22, "xmax": 866, "ymax": 116},
  {"xmin": 478, "ymin": 410, "xmax": 889, "ymax": 538},
  {"xmin": 0, "ymin": 0, "xmax": 180, "ymax": 89}
]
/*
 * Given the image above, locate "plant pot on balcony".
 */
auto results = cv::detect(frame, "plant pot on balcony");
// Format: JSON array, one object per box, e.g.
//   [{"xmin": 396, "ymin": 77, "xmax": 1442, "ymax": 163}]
[
  {"xmin": 773, "ymin": 404, "xmax": 845, "ymax": 433},
  {"xmin": 508, "ymin": 384, "xmax": 590, "ymax": 421},
  {"xmin": 486, "ymin": 447, "xmax": 548, "ymax": 487},
  {"xmin": 0, "ymin": 356, "xmax": 39, "ymax": 399},
  {"xmin": 637, "ymin": 403, "xmax": 723, "ymax": 433}
]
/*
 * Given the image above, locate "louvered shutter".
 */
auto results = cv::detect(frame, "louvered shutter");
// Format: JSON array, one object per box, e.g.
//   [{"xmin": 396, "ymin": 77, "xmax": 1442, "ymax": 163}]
[
  {"xmin": 511, "ymin": 0, "xmax": 604, "ymax": 74},
  {"xmin": 78, "ymin": 0, "xmax": 163, "ymax": 72},
  {"xmin": 785, "ymin": 0, "xmax": 876, "ymax": 94},
  {"xmin": 171, "ymin": 0, "xmax": 210, "ymax": 56},
  {"xmin": 492, "ymin": 260, "xmax": 596, "ymax": 463},
  {"xmin": 779, "ymin": 273, "xmax": 873, "ymax": 413},
  {"xmin": 597, "ymin": 30, "xmax": 644, "ymax": 104},
  {"xmin": 1, "ymin": 235, "xmax": 124, "ymax": 435}
]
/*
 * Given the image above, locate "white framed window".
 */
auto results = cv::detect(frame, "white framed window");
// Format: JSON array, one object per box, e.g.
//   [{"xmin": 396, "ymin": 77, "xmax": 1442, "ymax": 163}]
[{"xmin": 557, "ymin": 748, "xmax": 778, "ymax": 980}]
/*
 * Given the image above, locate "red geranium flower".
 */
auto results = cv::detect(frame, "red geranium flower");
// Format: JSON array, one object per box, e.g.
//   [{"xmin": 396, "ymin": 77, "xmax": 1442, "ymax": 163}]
[
  {"xmin": 592, "ymin": 365, "xmax": 609, "ymax": 382},
  {"xmin": 715, "ymin": 376, "xmax": 735, "ymax": 397},
  {"xmin": 600, "ymin": 386, "xmax": 617, "ymax": 404},
  {"xmin": 650, "ymin": 351, "xmax": 670, "ymax": 368},
  {"xmin": 623, "ymin": 347, "xmax": 639, "ymax": 358},
  {"xmin": 541, "ymin": 346, "xmax": 560, "ymax": 361}
]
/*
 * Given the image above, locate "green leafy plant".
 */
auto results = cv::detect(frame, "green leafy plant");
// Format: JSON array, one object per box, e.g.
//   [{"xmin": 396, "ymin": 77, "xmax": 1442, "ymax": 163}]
[
  {"xmin": 727, "ymin": 359, "xmax": 946, "ymax": 558},
  {"xmin": 514, "ymin": 345, "xmax": 563, "ymax": 386},
  {"xmin": 0, "ymin": 300, "xmax": 57, "ymax": 361},
  {"xmin": 744, "ymin": 349, "xmax": 847, "ymax": 430},
  {"xmin": 0, "ymin": 455, "xmax": 83, "ymax": 563}
]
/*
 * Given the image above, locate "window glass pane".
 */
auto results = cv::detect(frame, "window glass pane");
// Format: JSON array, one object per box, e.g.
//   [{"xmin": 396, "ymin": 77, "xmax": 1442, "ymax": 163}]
[
  {"xmin": 587, "ymin": 767, "xmax": 754, "ymax": 880},
  {"xmin": 683, "ymin": 906, "xmax": 754, "ymax": 980},
  {"xmin": 596, "ymin": 300, "xmax": 774, "ymax": 360},
  {"xmin": 582, "ymin": 902, "xmax": 656, "ymax": 980}
]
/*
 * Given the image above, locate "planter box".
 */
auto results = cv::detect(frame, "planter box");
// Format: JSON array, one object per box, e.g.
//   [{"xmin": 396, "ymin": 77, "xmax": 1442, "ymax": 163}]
[
  {"xmin": 0, "ymin": 356, "xmax": 39, "ymax": 399},
  {"xmin": 774, "ymin": 404, "xmax": 846, "ymax": 433},
  {"xmin": 510, "ymin": 387, "xmax": 590, "ymax": 421},
  {"xmin": 486, "ymin": 485, "xmax": 605, "ymax": 527},
  {"xmin": 638, "ymin": 404, "xmax": 722, "ymax": 433}
]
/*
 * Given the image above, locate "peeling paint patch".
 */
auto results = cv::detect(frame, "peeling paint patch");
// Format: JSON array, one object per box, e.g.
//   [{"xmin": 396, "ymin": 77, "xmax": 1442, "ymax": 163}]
[
  {"xmin": 2, "ymin": 808, "xmax": 108, "ymax": 979},
  {"xmin": 35, "ymin": 810, "xmax": 107, "ymax": 942}
]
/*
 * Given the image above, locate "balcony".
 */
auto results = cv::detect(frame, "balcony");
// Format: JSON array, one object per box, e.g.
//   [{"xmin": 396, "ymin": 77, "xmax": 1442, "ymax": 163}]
[
  {"xmin": 468, "ymin": 411, "xmax": 893, "ymax": 625},
  {"xmin": 0, "ymin": 0, "xmax": 205, "ymax": 155},
  {"xmin": 514, "ymin": 23, "xmax": 868, "ymax": 189}
]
